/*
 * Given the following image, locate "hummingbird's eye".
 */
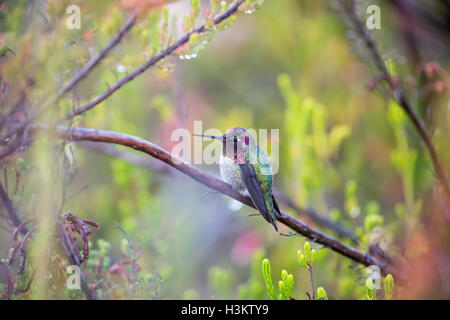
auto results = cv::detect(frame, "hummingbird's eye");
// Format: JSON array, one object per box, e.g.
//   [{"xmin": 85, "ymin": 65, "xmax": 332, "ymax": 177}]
[{"xmin": 233, "ymin": 136, "xmax": 237, "ymax": 143}]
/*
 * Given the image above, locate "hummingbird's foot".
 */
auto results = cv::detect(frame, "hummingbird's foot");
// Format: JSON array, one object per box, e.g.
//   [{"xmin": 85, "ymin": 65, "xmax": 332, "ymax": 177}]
[
  {"xmin": 247, "ymin": 213, "xmax": 261, "ymax": 217},
  {"xmin": 279, "ymin": 231, "xmax": 302, "ymax": 237}
]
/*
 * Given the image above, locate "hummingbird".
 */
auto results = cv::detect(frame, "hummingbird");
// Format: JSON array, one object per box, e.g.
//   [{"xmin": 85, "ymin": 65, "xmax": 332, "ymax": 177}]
[{"xmin": 194, "ymin": 127, "xmax": 279, "ymax": 231}]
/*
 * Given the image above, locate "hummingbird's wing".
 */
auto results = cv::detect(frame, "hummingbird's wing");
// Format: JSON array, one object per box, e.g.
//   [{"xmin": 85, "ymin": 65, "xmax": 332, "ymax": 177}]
[{"xmin": 238, "ymin": 163, "xmax": 278, "ymax": 231}]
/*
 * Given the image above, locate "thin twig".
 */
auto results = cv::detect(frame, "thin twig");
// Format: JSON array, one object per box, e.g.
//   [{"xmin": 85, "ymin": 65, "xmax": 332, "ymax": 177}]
[
  {"xmin": 339, "ymin": 0, "xmax": 450, "ymax": 204},
  {"xmin": 308, "ymin": 265, "xmax": 315, "ymax": 300},
  {"xmin": 56, "ymin": 13, "xmax": 138, "ymax": 99},
  {"xmin": 0, "ymin": 181, "xmax": 29, "ymax": 235},
  {"xmin": 54, "ymin": 126, "xmax": 399, "ymax": 279},
  {"xmin": 63, "ymin": 0, "xmax": 247, "ymax": 118},
  {"xmin": 57, "ymin": 220, "xmax": 97, "ymax": 300}
]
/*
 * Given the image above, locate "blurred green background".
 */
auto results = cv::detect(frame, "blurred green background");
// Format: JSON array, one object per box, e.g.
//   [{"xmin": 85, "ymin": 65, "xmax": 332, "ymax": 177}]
[{"xmin": 0, "ymin": 0, "xmax": 449, "ymax": 299}]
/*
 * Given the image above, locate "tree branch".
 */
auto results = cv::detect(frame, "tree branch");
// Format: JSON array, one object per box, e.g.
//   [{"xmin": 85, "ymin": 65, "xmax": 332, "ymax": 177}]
[
  {"xmin": 339, "ymin": 0, "xmax": 450, "ymax": 203},
  {"xmin": 308, "ymin": 265, "xmax": 315, "ymax": 300},
  {"xmin": 54, "ymin": 126, "xmax": 399, "ymax": 279},
  {"xmin": 63, "ymin": 0, "xmax": 247, "ymax": 119},
  {"xmin": 274, "ymin": 191, "xmax": 360, "ymax": 244},
  {"xmin": 0, "ymin": 181, "xmax": 29, "ymax": 235}
]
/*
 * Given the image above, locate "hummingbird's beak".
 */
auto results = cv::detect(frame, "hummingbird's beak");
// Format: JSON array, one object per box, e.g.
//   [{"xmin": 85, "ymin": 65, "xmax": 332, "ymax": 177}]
[{"xmin": 193, "ymin": 134, "xmax": 222, "ymax": 140}]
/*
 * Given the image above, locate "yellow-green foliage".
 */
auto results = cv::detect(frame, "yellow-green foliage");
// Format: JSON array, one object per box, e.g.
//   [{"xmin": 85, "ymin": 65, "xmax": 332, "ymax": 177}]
[
  {"xmin": 279, "ymin": 73, "xmax": 350, "ymax": 210},
  {"xmin": 317, "ymin": 287, "xmax": 328, "ymax": 300},
  {"xmin": 261, "ymin": 258, "xmax": 294, "ymax": 300}
]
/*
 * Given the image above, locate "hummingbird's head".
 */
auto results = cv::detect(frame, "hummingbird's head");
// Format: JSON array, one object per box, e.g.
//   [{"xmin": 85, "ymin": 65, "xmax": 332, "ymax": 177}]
[
  {"xmin": 194, "ymin": 127, "xmax": 256, "ymax": 163},
  {"xmin": 223, "ymin": 127, "xmax": 256, "ymax": 148}
]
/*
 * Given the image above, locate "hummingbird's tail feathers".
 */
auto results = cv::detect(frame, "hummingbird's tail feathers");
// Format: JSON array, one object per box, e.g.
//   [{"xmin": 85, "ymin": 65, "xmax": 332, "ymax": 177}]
[
  {"xmin": 272, "ymin": 195, "xmax": 281, "ymax": 216},
  {"xmin": 238, "ymin": 163, "xmax": 273, "ymax": 224},
  {"xmin": 271, "ymin": 195, "xmax": 280, "ymax": 231},
  {"xmin": 238, "ymin": 163, "xmax": 280, "ymax": 232},
  {"xmin": 271, "ymin": 218, "xmax": 279, "ymax": 232}
]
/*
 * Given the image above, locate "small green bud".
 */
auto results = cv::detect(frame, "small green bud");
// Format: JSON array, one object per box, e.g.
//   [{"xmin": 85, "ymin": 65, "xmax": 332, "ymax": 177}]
[
  {"xmin": 281, "ymin": 269, "xmax": 288, "ymax": 282},
  {"xmin": 304, "ymin": 242, "xmax": 311, "ymax": 264},
  {"xmin": 366, "ymin": 278, "xmax": 376, "ymax": 300},
  {"xmin": 262, "ymin": 258, "xmax": 277, "ymax": 300},
  {"xmin": 287, "ymin": 274, "xmax": 294, "ymax": 284},
  {"xmin": 278, "ymin": 276, "xmax": 291, "ymax": 300},
  {"xmin": 278, "ymin": 280, "xmax": 285, "ymax": 292},
  {"xmin": 384, "ymin": 274, "xmax": 394, "ymax": 300},
  {"xmin": 286, "ymin": 274, "xmax": 294, "ymax": 298},
  {"xmin": 311, "ymin": 249, "xmax": 316, "ymax": 264},
  {"xmin": 317, "ymin": 287, "xmax": 328, "ymax": 300},
  {"xmin": 298, "ymin": 251, "xmax": 307, "ymax": 268},
  {"xmin": 262, "ymin": 259, "xmax": 270, "ymax": 280}
]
